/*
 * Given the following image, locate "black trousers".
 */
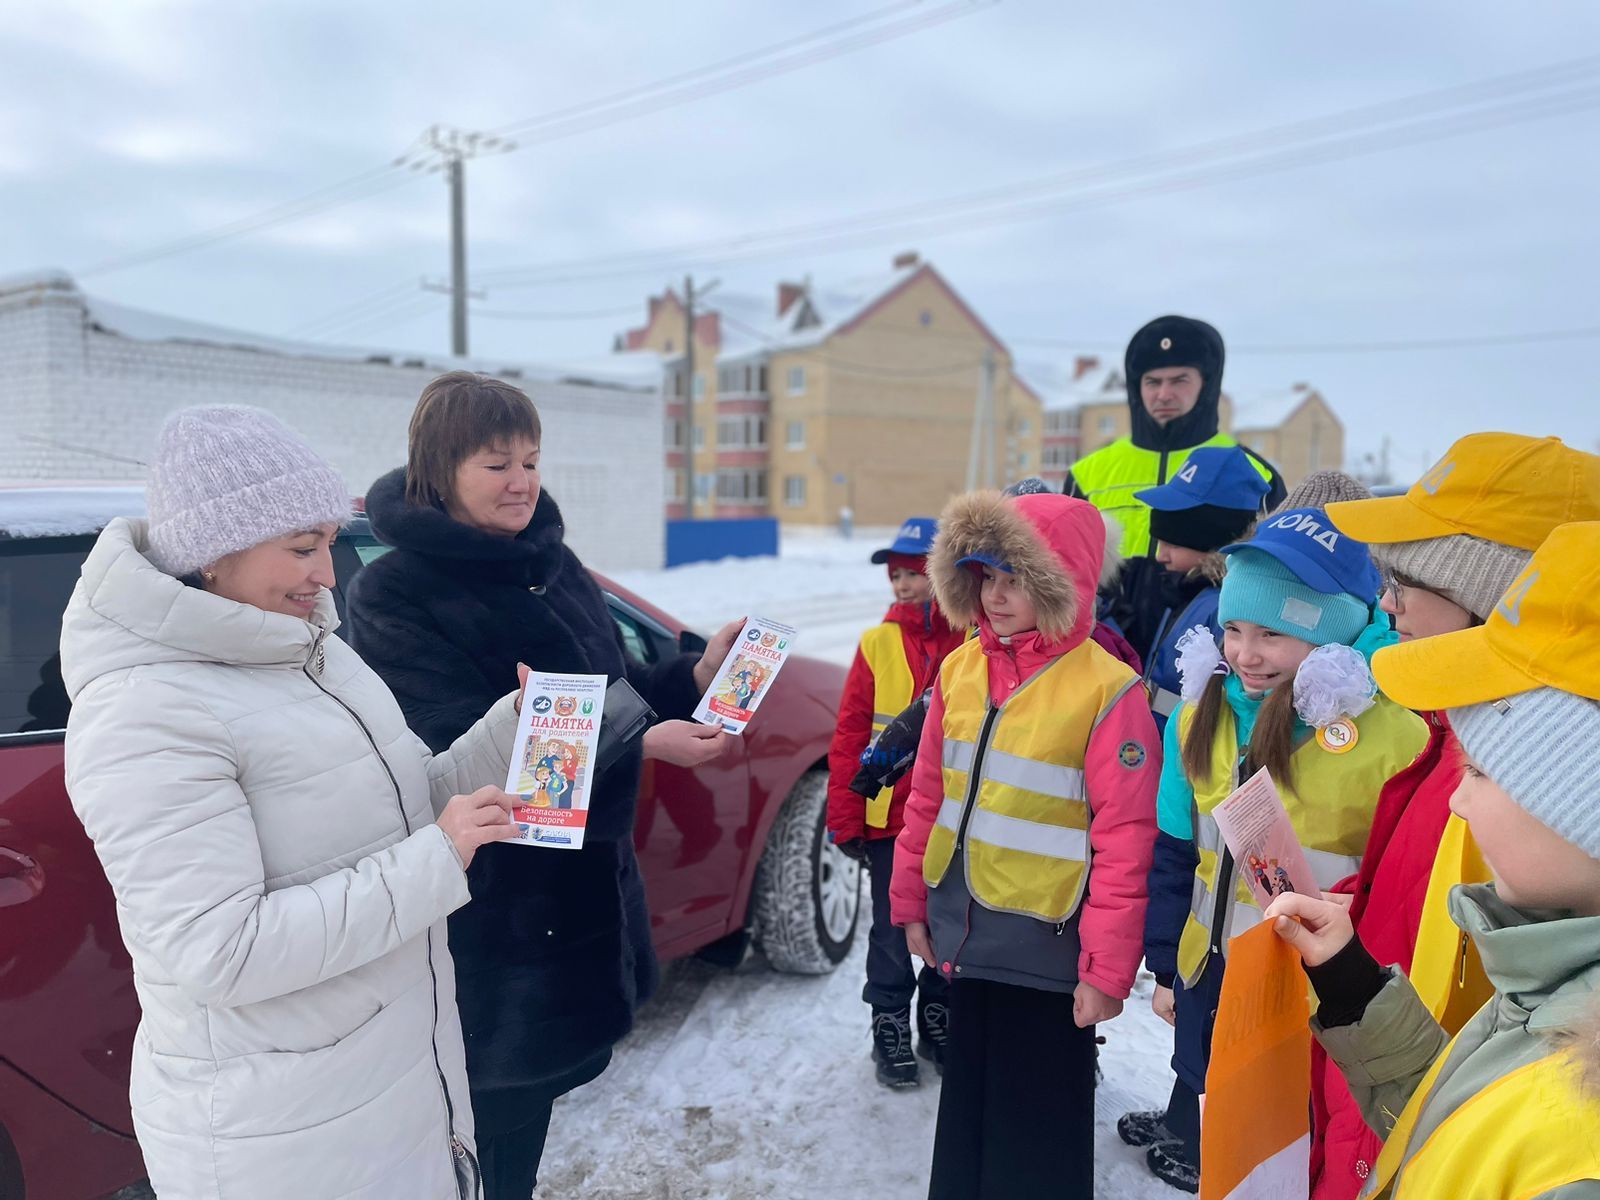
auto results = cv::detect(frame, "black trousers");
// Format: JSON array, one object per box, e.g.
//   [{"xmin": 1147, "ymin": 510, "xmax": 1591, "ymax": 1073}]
[
  {"xmin": 1162, "ymin": 1075, "xmax": 1202, "ymax": 1164},
  {"xmin": 929, "ymin": 979, "xmax": 1096, "ymax": 1200},
  {"xmin": 471, "ymin": 1048, "xmax": 612, "ymax": 1200},
  {"xmin": 863, "ymin": 835, "xmax": 949, "ymax": 1012}
]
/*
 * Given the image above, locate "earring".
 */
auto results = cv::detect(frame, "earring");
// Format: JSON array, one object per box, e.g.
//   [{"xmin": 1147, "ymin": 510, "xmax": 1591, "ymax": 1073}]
[{"xmin": 202, "ymin": 570, "xmax": 216, "ymax": 583}]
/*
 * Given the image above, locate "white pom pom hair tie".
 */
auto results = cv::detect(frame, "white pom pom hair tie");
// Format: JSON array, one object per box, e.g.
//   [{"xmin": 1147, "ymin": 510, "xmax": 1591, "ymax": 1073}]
[
  {"xmin": 1292, "ymin": 643, "xmax": 1377, "ymax": 729},
  {"xmin": 1175, "ymin": 625, "xmax": 1230, "ymax": 703}
]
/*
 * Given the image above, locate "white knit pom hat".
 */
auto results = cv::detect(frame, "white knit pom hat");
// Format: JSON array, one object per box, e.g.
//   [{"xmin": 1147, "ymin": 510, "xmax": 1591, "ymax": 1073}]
[{"xmin": 146, "ymin": 405, "xmax": 350, "ymax": 577}]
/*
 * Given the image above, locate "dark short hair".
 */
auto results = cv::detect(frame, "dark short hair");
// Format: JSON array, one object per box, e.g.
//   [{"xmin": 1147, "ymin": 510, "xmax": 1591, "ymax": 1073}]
[{"xmin": 405, "ymin": 371, "xmax": 542, "ymax": 508}]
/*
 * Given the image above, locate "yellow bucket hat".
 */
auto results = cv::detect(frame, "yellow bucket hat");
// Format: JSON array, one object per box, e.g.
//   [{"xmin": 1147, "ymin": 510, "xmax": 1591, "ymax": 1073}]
[
  {"xmin": 1372, "ymin": 522, "xmax": 1600, "ymax": 710},
  {"xmin": 1326, "ymin": 433, "xmax": 1600, "ymax": 551}
]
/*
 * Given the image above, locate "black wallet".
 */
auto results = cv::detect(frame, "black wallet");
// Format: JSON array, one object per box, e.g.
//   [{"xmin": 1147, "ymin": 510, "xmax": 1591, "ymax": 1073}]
[{"xmin": 595, "ymin": 678, "xmax": 656, "ymax": 774}]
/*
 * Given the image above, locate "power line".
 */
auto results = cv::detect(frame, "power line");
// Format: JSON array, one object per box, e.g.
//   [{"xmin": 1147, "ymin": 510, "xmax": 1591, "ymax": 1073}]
[
  {"xmin": 482, "ymin": 1, "xmax": 994, "ymax": 149},
  {"xmin": 70, "ymin": 4, "xmax": 988, "ymax": 282},
  {"xmin": 1017, "ymin": 325, "xmax": 1600, "ymax": 356},
  {"xmin": 475, "ymin": 56, "xmax": 1600, "ymax": 288},
  {"xmin": 471, "ymin": 302, "xmax": 646, "ymax": 321}
]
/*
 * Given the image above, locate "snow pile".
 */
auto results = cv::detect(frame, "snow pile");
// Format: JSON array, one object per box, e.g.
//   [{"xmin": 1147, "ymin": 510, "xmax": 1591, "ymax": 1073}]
[
  {"xmin": 0, "ymin": 487, "xmax": 145, "ymax": 537},
  {"xmin": 612, "ymin": 527, "xmax": 905, "ymax": 668},
  {"xmin": 536, "ymin": 940, "xmax": 1177, "ymax": 1199}
]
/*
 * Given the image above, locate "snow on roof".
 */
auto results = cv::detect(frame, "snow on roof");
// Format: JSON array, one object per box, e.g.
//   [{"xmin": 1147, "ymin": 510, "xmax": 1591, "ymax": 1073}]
[
  {"xmin": 707, "ymin": 264, "xmax": 922, "ymax": 363},
  {"xmin": 0, "ymin": 271, "xmax": 658, "ymax": 392},
  {"xmin": 0, "ymin": 486, "xmax": 145, "ymax": 538},
  {"xmin": 1017, "ymin": 358, "xmax": 1126, "ymax": 411},
  {"xmin": 1232, "ymin": 387, "xmax": 1317, "ymax": 430}
]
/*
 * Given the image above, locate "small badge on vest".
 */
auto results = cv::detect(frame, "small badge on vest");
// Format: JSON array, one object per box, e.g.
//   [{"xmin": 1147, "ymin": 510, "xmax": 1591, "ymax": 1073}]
[
  {"xmin": 1118, "ymin": 740, "xmax": 1148, "ymax": 769},
  {"xmin": 1317, "ymin": 720, "xmax": 1359, "ymax": 754}
]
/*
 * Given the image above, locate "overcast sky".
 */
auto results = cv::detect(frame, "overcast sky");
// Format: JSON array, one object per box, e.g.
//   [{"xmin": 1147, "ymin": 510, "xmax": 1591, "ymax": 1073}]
[{"xmin": 7, "ymin": 0, "xmax": 1600, "ymax": 477}]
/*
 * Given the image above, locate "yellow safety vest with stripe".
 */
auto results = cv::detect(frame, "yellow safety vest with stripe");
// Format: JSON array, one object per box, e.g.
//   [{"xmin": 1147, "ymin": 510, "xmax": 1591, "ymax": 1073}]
[
  {"xmin": 1070, "ymin": 433, "xmax": 1269, "ymax": 559},
  {"xmin": 859, "ymin": 622, "xmax": 919, "ymax": 829},
  {"xmin": 1175, "ymin": 696, "xmax": 1427, "ymax": 987},
  {"xmin": 921, "ymin": 636, "xmax": 1141, "ymax": 922},
  {"xmin": 1368, "ymin": 1033, "xmax": 1600, "ymax": 1198}
]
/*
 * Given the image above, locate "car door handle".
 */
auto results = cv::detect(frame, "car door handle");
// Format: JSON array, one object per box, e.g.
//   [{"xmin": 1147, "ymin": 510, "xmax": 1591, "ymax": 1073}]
[{"xmin": 0, "ymin": 847, "xmax": 44, "ymax": 906}]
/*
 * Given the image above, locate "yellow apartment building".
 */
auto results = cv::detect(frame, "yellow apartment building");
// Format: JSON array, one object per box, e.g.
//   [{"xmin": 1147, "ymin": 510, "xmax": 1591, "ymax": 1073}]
[{"xmin": 616, "ymin": 254, "xmax": 1043, "ymax": 525}]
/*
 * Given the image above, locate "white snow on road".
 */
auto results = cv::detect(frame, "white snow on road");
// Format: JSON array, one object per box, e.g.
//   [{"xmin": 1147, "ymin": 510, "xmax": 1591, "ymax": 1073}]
[
  {"xmin": 536, "ymin": 940, "xmax": 1179, "ymax": 1200},
  {"xmin": 548, "ymin": 527, "xmax": 1181, "ymax": 1198}
]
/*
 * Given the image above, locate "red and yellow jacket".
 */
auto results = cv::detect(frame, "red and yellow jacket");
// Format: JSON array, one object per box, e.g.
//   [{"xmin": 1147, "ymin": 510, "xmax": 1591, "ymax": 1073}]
[{"xmin": 826, "ymin": 599, "xmax": 965, "ymax": 844}]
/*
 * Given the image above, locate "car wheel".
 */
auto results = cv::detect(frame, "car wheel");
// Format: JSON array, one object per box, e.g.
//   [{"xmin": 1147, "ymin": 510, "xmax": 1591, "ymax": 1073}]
[{"xmin": 752, "ymin": 769, "xmax": 861, "ymax": 974}]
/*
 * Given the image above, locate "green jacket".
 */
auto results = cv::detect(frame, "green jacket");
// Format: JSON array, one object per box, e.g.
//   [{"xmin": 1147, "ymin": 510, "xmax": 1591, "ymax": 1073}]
[{"xmin": 1316, "ymin": 884, "xmax": 1600, "ymax": 1199}]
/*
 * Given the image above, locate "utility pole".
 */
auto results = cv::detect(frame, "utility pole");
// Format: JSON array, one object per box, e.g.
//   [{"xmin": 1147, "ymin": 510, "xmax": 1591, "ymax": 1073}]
[
  {"xmin": 683, "ymin": 275, "xmax": 696, "ymax": 517},
  {"xmin": 679, "ymin": 274, "xmax": 719, "ymax": 518},
  {"xmin": 983, "ymin": 348, "xmax": 998, "ymax": 489},
  {"xmin": 967, "ymin": 349, "xmax": 997, "ymax": 491},
  {"xmin": 400, "ymin": 125, "xmax": 516, "ymax": 357}
]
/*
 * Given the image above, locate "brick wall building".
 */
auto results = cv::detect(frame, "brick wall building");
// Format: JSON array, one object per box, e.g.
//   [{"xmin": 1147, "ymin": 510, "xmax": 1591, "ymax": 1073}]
[{"xmin": 0, "ymin": 272, "xmax": 666, "ymax": 571}]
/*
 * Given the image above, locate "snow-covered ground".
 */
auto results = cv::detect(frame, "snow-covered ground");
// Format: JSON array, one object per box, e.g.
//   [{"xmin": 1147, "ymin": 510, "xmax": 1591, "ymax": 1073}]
[{"xmin": 538, "ymin": 528, "xmax": 1180, "ymax": 1199}]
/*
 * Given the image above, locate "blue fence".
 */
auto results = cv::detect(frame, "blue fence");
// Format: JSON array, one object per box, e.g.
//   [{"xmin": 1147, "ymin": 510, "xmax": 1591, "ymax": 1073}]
[{"xmin": 665, "ymin": 517, "xmax": 779, "ymax": 567}]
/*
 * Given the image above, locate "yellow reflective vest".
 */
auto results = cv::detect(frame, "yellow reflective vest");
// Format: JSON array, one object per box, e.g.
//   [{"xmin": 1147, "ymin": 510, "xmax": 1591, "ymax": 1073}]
[
  {"xmin": 1070, "ymin": 433, "xmax": 1269, "ymax": 559},
  {"xmin": 922, "ymin": 636, "xmax": 1140, "ymax": 922},
  {"xmin": 858, "ymin": 622, "xmax": 918, "ymax": 829},
  {"xmin": 1175, "ymin": 696, "xmax": 1427, "ymax": 987},
  {"xmin": 1370, "ymin": 1033, "xmax": 1600, "ymax": 1198}
]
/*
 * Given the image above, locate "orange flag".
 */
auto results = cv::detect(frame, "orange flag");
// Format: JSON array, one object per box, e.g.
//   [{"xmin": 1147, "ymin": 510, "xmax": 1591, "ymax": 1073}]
[{"xmin": 1200, "ymin": 922, "xmax": 1312, "ymax": 1200}]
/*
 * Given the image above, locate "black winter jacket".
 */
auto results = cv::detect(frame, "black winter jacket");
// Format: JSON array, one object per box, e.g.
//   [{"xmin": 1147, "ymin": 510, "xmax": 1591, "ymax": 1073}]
[{"xmin": 346, "ymin": 467, "xmax": 701, "ymax": 1095}]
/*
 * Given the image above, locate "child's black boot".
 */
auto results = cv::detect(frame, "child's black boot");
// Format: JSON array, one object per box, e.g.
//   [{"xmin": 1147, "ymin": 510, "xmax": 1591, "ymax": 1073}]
[
  {"xmin": 1146, "ymin": 1141, "xmax": 1199, "ymax": 1193},
  {"xmin": 870, "ymin": 1007, "xmax": 919, "ymax": 1089},
  {"xmin": 915, "ymin": 991, "xmax": 947, "ymax": 1075}
]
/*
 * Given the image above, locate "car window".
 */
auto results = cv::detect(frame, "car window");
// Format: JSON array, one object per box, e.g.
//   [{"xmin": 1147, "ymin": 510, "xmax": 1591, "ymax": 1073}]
[
  {"xmin": 610, "ymin": 605, "xmax": 660, "ymax": 667},
  {"xmin": 352, "ymin": 540, "xmax": 392, "ymax": 566},
  {"xmin": 0, "ymin": 538, "xmax": 91, "ymax": 735}
]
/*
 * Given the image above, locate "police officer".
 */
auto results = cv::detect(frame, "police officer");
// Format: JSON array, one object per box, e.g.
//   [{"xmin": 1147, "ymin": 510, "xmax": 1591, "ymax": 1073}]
[{"xmin": 1065, "ymin": 315, "xmax": 1285, "ymax": 663}]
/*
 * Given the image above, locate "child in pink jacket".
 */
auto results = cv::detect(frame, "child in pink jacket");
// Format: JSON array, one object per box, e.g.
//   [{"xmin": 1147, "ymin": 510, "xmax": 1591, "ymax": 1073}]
[{"xmin": 891, "ymin": 490, "xmax": 1160, "ymax": 1200}]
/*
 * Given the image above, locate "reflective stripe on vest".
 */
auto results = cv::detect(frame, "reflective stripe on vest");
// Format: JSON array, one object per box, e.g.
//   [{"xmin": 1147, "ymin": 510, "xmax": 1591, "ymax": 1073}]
[
  {"xmin": 1150, "ymin": 686, "xmax": 1182, "ymax": 718},
  {"xmin": 1371, "ymin": 1038, "xmax": 1600, "ymax": 1198},
  {"xmin": 1174, "ymin": 695, "xmax": 1427, "ymax": 987},
  {"xmin": 1070, "ymin": 434, "xmax": 1258, "ymax": 559},
  {"xmin": 860, "ymin": 622, "xmax": 918, "ymax": 828},
  {"xmin": 922, "ymin": 636, "xmax": 1140, "ymax": 923}
]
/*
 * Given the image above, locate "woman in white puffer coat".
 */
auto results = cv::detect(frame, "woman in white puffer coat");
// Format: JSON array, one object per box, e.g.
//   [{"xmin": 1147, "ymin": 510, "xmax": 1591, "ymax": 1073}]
[{"xmin": 59, "ymin": 406, "xmax": 522, "ymax": 1200}]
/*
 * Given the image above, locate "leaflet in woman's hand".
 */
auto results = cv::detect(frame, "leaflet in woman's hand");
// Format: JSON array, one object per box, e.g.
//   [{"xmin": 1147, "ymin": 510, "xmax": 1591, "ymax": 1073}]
[
  {"xmin": 1209, "ymin": 767, "xmax": 1319, "ymax": 910},
  {"xmin": 691, "ymin": 617, "xmax": 799, "ymax": 734},
  {"xmin": 505, "ymin": 671, "xmax": 607, "ymax": 850}
]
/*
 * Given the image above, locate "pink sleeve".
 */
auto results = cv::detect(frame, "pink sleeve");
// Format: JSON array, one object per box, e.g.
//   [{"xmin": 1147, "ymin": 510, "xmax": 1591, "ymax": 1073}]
[
  {"xmin": 888, "ymin": 679, "xmax": 949, "ymax": 927},
  {"xmin": 1077, "ymin": 685, "xmax": 1161, "ymax": 999}
]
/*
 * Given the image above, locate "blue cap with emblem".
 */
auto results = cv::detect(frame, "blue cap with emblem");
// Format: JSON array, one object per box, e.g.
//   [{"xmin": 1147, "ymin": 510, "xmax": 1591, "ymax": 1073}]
[
  {"xmin": 1136, "ymin": 445, "xmax": 1272, "ymax": 513},
  {"xmin": 870, "ymin": 516, "xmax": 939, "ymax": 564}
]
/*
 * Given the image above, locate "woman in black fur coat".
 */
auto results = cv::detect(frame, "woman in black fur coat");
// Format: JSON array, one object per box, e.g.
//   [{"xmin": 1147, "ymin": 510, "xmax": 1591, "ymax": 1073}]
[{"xmin": 347, "ymin": 371, "xmax": 738, "ymax": 1200}]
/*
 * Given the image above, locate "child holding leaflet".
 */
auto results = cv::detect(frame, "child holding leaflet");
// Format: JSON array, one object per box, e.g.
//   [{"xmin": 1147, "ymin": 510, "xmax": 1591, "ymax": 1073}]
[
  {"xmin": 890, "ymin": 491, "xmax": 1160, "ymax": 1200},
  {"xmin": 826, "ymin": 516, "xmax": 966, "ymax": 1088},
  {"xmin": 1267, "ymin": 520, "xmax": 1600, "ymax": 1199},
  {"xmin": 1139, "ymin": 508, "xmax": 1429, "ymax": 1192}
]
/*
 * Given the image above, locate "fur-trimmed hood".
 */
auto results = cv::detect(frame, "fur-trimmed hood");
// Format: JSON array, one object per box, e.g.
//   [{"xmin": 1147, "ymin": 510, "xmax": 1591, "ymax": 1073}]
[{"xmin": 928, "ymin": 490, "xmax": 1105, "ymax": 647}]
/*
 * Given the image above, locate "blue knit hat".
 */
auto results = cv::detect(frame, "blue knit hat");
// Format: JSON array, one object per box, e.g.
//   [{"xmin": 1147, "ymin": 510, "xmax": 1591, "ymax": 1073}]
[{"xmin": 1219, "ymin": 552, "xmax": 1369, "ymax": 646}]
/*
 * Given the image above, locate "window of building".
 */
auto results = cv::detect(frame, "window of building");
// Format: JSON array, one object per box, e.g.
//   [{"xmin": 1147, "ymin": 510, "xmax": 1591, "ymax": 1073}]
[
  {"xmin": 758, "ymin": 364, "xmax": 769, "ymax": 393},
  {"xmin": 1018, "ymin": 418, "xmax": 1032, "ymax": 437},
  {"xmin": 784, "ymin": 475, "xmax": 807, "ymax": 508},
  {"xmin": 692, "ymin": 425, "xmax": 705, "ymax": 450},
  {"xmin": 694, "ymin": 472, "xmax": 713, "ymax": 503},
  {"xmin": 665, "ymin": 471, "xmax": 684, "ymax": 502},
  {"xmin": 716, "ymin": 469, "xmax": 769, "ymax": 504},
  {"xmin": 786, "ymin": 419, "xmax": 805, "ymax": 450},
  {"xmin": 1018, "ymin": 452, "xmax": 1030, "ymax": 470},
  {"xmin": 716, "ymin": 415, "xmax": 768, "ymax": 448},
  {"xmin": 666, "ymin": 418, "xmax": 685, "ymax": 448},
  {"xmin": 787, "ymin": 365, "xmax": 806, "ymax": 396},
  {"xmin": 1097, "ymin": 414, "xmax": 1116, "ymax": 436},
  {"xmin": 693, "ymin": 373, "xmax": 706, "ymax": 400}
]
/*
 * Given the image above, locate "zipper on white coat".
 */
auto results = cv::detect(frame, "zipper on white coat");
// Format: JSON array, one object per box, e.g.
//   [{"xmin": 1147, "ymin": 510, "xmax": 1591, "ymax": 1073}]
[{"xmin": 301, "ymin": 646, "xmax": 475, "ymax": 1194}]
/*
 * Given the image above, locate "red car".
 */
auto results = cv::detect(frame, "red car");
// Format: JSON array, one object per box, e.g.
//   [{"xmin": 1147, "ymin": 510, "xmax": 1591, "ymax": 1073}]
[{"xmin": 0, "ymin": 488, "xmax": 856, "ymax": 1199}]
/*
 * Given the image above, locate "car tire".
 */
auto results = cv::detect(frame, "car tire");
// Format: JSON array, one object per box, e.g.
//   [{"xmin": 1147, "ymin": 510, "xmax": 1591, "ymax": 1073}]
[{"xmin": 752, "ymin": 769, "xmax": 861, "ymax": 974}]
